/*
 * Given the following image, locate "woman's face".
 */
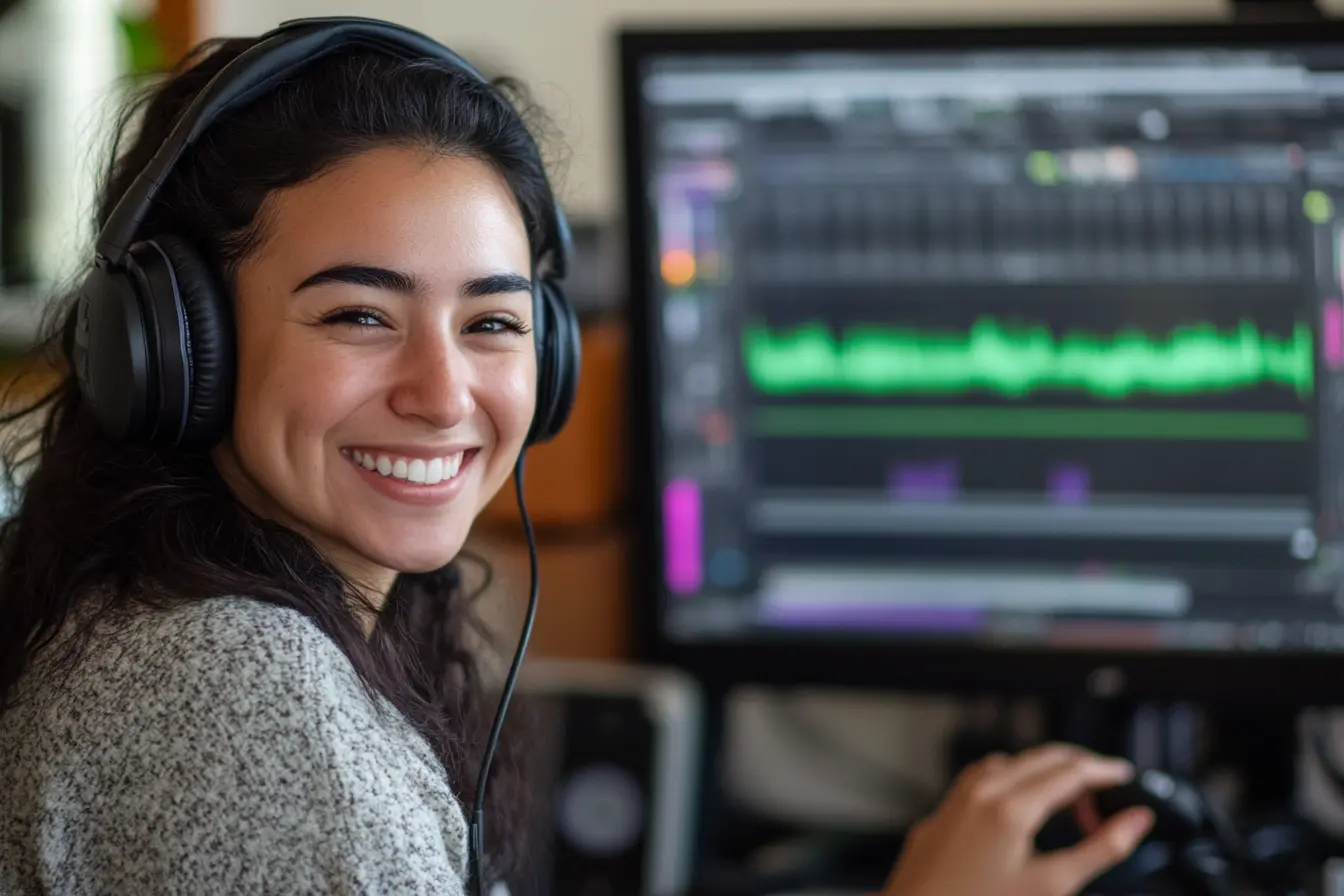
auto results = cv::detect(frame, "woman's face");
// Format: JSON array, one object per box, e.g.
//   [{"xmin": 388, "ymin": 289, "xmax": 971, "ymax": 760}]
[{"xmin": 212, "ymin": 146, "xmax": 537, "ymax": 594}]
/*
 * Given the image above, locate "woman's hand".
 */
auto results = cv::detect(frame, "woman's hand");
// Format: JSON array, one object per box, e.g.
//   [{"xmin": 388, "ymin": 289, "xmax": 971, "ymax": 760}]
[{"xmin": 880, "ymin": 743, "xmax": 1156, "ymax": 896}]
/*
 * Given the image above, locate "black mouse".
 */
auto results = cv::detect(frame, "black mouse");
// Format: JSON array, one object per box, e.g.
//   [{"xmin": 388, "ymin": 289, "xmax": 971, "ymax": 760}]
[
  {"xmin": 1087, "ymin": 770, "xmax": 1246, "ymax": 896},
  {"xmin": 1091, "ymin": 768, "xmax": 1208, "ymax": 841}
]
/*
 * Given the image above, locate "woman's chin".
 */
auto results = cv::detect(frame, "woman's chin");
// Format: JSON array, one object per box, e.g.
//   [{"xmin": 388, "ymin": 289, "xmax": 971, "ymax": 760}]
[
  {"xmin": 355, "ymin": 535, "xmax": 470, "ymax": 577},
  {"xmin": 388, "ymin": 549, "xmax": 466, "ymax": 575}
]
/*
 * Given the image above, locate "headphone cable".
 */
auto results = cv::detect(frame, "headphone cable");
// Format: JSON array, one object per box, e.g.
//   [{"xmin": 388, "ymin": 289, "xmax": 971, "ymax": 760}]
[{"xmin": 468, "ymin": 451, "xmax": 540, "ymax": 896}]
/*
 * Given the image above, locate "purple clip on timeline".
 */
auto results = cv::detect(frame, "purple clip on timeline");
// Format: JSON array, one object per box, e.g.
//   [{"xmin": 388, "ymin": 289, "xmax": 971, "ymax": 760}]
[
  {"xmin": 1048, "ymin": 463, "xmax": 1091, "ymax": 505},
  {"xmin": 888, "ymin": 460, "xmax": 959, "ymax": 502},
  {"xmin": 664, "ymin": 478, "xmax": 703, "ymax": 594},
  {"xmin": 764, "ymin": 602, "xmax": 986, "ymax": 632}
]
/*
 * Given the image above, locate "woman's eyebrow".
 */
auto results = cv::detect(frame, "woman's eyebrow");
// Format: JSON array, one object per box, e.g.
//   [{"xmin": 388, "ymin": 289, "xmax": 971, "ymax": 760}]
[
  {"xmin": 292, "ymin": 266, "xmax": 533, "ymax": 299},
  {"xmin": 460, "ymin": 272, "xmax": 533, "ymax": 298},
  {"xmin": 293, "ymin": 264, "xmax": 422, "ymax": 295}
]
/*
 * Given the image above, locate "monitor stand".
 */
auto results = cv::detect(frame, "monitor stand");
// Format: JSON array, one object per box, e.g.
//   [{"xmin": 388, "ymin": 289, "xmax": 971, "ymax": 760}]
[{"xmin": 1230, "ymin": 0, "xmax": 1326, "ymax": 20}]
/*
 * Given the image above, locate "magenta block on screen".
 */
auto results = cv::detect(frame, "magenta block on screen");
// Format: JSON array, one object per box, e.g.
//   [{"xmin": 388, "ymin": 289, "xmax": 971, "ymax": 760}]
[
  {"xmin": 663, "ymin": 479, "xmax": 703, "ymax": 594},
  {"xmin": 1325, "ymin": 300, "xmax": 1343, "ymax": 369}
]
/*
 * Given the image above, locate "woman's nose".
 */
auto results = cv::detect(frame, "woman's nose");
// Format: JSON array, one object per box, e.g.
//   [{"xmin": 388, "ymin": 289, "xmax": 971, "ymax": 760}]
[{"xmin": 387, "ymin": 333, "xmax": 476, "ymax": 429}]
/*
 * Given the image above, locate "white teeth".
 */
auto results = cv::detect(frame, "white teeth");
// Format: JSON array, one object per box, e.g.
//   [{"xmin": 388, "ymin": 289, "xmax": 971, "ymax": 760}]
[{"xmin": 348, "ymin": 449, "xmax": 466, "ymax": 486}]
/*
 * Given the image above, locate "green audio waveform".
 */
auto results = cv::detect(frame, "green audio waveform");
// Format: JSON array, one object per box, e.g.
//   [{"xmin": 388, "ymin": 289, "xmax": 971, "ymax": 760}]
[{"xmin": 743, "ymin": 317, "xmax": 1314, "ymax": 399}]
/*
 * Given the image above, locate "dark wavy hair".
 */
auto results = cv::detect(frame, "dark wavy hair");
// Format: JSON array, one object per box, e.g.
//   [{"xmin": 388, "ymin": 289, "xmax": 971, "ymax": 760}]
[{"xmin": 0, "ymin": 34, "xmax": 559, "ymax": 883}]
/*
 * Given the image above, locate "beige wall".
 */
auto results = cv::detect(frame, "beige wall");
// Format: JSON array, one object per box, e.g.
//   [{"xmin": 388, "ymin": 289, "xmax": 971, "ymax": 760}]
[{"xmin": 201, "ymin": 0, "xmax": 1234, "ymax": 220}]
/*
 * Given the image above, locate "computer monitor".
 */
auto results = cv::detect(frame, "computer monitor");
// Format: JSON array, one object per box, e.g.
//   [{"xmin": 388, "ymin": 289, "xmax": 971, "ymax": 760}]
[{"xmin": 619, "ymin": 20, "xmax": 1344, "ymax": 707}]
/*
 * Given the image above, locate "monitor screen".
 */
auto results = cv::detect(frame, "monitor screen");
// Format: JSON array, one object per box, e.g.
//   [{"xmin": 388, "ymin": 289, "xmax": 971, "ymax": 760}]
[{"xmin": 621, "ymin": 23, "xmax": 1344, "ymax": 694}]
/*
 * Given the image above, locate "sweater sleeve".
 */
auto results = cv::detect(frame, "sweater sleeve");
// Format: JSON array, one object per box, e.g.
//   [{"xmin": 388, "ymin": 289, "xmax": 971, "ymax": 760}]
[{"xmin": 35, "ymin": 599, "xmax": 469, "ymax": 896}]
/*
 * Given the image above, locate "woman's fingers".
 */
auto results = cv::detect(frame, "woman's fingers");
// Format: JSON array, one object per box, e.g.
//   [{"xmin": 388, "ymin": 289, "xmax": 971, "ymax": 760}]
[
  {"xmin": 1003, "ymin": 752, "xmax": 1134, "ymax": 831},
  {"xmin": 967, "ymin": 743, "xmax": 1088, "ymax": 798},
  {"xmin": 952, "ymin": 743, "xmax": 1132, "ymax": 835},
  {"xmin": 1074, "ymin": 790, "xmax": 1102, "ymax": 835},
  {"xmin": 880, "ymin": 744, "xmax": 1151, "ymax": 896},
  {"xmin": 1029, "ymin": 806, "xmax": 1156, "ymax": 896}
]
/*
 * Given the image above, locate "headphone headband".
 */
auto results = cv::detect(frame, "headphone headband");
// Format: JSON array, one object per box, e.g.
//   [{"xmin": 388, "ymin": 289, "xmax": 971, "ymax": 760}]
[
  {"xmin": 96, "ymin": 17, "xmax": 503, "ymax": 268},
  {"xmin": 76, "ymin": 15, "xmax": 580, "ymax": 450}
]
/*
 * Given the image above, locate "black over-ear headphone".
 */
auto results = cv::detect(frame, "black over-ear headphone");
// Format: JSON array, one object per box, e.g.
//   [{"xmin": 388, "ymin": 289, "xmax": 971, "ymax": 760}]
[{"xmin": 72, "ymin": 15, "xmax": 581, "ymax": 449}]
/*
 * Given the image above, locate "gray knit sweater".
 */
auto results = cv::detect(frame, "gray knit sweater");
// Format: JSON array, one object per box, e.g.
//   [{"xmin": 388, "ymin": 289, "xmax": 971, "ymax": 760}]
[{"xmin": 0, "ymin": 597, "xmax": 469, "ymax": 895}]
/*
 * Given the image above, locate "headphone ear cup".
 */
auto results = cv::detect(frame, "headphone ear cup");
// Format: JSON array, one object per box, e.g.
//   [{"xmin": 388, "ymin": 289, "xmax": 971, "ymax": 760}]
[
  {"xmin": 150, "ymin": 235, "xmax": 235, "ymax": 446},
  {"xmin": 528, "ymin": 279, "xmax": 581, "ymax": 445},
  {"xmin": 73, "ymin": 264, "xmax": 154, "ymax": 442}
]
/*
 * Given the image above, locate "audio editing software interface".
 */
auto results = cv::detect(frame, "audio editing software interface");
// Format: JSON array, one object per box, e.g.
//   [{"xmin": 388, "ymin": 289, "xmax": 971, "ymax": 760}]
[{"xmin": 638, "ymin": 41, "xmax": 1344, "ymax": 653}]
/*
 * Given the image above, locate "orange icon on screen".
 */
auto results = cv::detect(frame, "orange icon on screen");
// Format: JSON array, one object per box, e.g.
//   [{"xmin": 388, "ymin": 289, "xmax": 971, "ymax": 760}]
[{"xmin": 661, "ymin": 249, "xmax": 696, "ymax": 287}]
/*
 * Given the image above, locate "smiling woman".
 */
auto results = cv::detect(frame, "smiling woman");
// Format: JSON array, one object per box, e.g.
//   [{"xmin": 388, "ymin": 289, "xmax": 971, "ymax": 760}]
[
  {"xmin": 213, "ymin": 147, "xmax": 539, "ymax": 603},
  {"xmin": 0, "ymin": 19, "xmax": 565, "ymax": 896}
]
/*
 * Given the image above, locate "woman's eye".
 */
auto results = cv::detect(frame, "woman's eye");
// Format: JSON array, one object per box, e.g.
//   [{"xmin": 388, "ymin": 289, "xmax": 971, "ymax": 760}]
[
  {"xmin": 322, "ymin": 308, "xmax": 386, "ymax": 328},
  {"xmin": 469, "ymin": 315, "xmax": 531, "ymax": 336}
]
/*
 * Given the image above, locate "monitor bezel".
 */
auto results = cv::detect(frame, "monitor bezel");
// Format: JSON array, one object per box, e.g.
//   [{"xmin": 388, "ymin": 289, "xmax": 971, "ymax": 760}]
[{"xmin": 619, "ymin": 18, "xmax": 1344, "ymax": 708}]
